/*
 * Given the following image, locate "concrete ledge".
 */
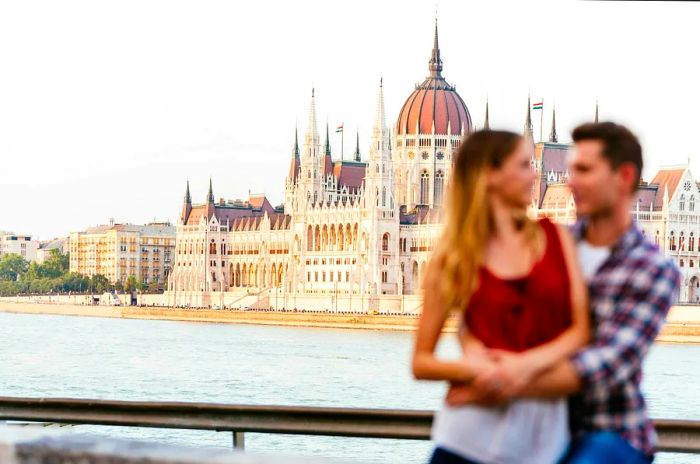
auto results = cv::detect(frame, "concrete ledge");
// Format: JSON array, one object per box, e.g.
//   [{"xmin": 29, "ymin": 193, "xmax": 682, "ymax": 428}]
[{"xmin": 0, "ymin": 426, "xmax": 337, "ymax": 463}]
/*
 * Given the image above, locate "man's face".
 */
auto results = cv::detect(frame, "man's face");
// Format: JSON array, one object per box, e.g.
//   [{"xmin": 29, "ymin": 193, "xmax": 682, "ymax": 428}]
[{"xmin": 568, "ymin": 140, "xmax": 621, "ymax": 217}]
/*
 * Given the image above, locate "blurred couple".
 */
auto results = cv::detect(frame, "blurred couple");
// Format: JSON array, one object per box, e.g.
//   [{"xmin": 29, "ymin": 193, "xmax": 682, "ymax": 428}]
[{"xmin": 413, "ymin": 123, "xmax": 680, "ymax": 464}]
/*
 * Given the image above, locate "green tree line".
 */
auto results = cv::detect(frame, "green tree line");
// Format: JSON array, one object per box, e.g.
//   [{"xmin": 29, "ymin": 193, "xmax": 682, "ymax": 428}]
[{"xmin": 0, "ymin": 251, "xmax": 155, "ymax": 296}]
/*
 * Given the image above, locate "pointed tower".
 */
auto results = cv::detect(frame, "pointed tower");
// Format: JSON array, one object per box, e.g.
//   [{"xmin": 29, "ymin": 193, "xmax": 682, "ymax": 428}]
[
  {"xmin": 294, "ymin": 126, "xmax": 300, "ymax": 158},
  {"xmin": 484, "ymin": 99, "xmax": 490, "ymax": 130},
  {"xmin": 549, "ymin": 106, "xmax": 558, "ymax": 143},
  {"xmin": 181, "ymin": 180, "xmax": 192, "ymax": 224},
  {"xmin": 354, "ymin": 131, "xmax": 361, "ymax": 162},
  {"xmin": 365, "ymin": 78, "xmax": 399, "ymax": 298},
  {"xmin": 322, "ymin": 121, "xmax": 333, "ymax": 182},
  {"xmin": 299, "ymin": 88, "xmax": 323, "ymax": 204},
  {"xmin": 324, "ymin": 122, "xmax": 332, "ymax": 157},
  {"xmin": 205, "ymin": 178, "xmax": 216, "ymax": 219},
  {"xmin": 287, "ymin": 127, "xmax": 301, "ymax": 182},
  {"xmin": 366, "ymin": 77, "xmax": 395, "ymax": 211},
  {"xmin": 371, "ymin": 78, "xmax": 391, "ymax": 159},
  {"xmin": 594, "ymin": 99, "xmax": 599, "ymax": 123},
  {"xmin": 429, "ymin": 18, "xmax": 443, "ymax": 78},
  {"xmin": 524, "ymin": 94, "xmax": 534, "ymax": 139},
  {"xmin": 285, "ymin": 127, "xmax": 301, "ymax": 214},
  {"xmin": 207, "ymin": 178, "xmax": 215, "ymax": 204}
]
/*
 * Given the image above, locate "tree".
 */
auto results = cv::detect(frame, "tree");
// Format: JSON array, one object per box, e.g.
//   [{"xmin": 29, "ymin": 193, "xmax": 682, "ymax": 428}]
[
  {"xmin": 41, "ymin": 250, "xmax": 69, "ymax": 278},
  {"xmin": 125, "ymin": 275, "xmax": 138, "ymax": 292},
  {"xmin": 147, "ymin": 279, "xmax": 160, "ymax": 293},
  {"xmin": 90, "ymin": 274, "xmax": 110, "ymax": 293},
  {"xmin": 0, "ymin": 254, "xmax": 28, "ymax": 281}
]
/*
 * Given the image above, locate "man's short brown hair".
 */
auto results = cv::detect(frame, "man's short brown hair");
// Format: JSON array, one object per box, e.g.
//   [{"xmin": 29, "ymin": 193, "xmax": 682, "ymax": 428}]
[{"xmin": 572, "ymin": 122, "xmax": 643, "ymax": 190}]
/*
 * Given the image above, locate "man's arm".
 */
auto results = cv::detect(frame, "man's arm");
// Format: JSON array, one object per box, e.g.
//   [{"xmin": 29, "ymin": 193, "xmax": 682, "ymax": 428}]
[
  {"xmin": 446, "ymin": 358, "xmax": 580, "ymax": 406},
  {"xmin": 524, "ymin": 259, "xmax": 679, "ymax": 397},
  {"xmin": 518, "ymin": 359, "xmax": 581, "ymax": 397},
  {"xmin": 447, "ymin": 259, "xmax": 680, "ymax": 406}
]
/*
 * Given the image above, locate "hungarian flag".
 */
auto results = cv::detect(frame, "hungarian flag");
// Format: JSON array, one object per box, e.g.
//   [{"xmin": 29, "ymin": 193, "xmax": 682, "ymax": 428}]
[
  {"xmin": 335, "ymin": 124, "xmax": 344, "ymax": 133},
  {"xmin": 533, "ymin": 102, "xmax": 543, "ymax": 110}
]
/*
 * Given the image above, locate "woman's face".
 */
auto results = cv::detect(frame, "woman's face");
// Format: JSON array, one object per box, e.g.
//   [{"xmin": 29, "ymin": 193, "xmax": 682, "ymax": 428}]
[{"xmin": 487, "ymin": 139, "xmax": 536, "ymax": 208}]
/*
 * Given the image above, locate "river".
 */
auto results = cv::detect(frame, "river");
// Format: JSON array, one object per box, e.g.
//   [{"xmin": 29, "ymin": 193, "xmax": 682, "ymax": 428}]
[{"xmin": 0, "ymin": 311, "xmax": 697, "ymax": 463}]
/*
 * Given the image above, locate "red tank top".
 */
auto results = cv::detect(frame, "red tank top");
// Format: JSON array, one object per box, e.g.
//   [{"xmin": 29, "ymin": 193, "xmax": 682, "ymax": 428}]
[{"xmin": 464, "ymin": 218, "xmax": 572, "ymax": 352}]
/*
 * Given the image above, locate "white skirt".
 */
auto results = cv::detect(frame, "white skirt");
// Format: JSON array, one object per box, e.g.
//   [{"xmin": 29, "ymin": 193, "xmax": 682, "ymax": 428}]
[{"xmin": 431, "ymin": 399, "xmax": 570, "ymax": 464}]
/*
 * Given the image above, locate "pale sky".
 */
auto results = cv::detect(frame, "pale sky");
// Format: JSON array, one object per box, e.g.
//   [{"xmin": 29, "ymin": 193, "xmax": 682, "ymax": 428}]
[{"xmin": 1, "ymin": 0, "xmax": 699, "ymax": 239}]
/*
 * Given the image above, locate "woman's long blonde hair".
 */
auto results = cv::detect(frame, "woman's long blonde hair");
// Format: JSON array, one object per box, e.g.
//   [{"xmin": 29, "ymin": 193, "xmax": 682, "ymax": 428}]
[{"xmin": 430, "ymin": 130, "xmax": 538, "ymax": 311}]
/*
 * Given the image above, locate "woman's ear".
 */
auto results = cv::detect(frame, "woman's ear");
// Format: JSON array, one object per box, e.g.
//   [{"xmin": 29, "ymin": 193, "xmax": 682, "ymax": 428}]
[{"xmin": 485, "ymin": 167, "xmax": 500, "ymax": 190}]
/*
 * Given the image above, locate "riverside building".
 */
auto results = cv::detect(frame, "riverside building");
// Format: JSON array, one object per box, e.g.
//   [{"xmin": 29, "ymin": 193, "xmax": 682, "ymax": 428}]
[
  {"xmin": 69, "ymin": 222, "xmax": 175, "ymax": 287},
  {"xmin": 167, "ymin": 22, "xmax": 688, "ymax": 309},
  {"xmin": 0, "ymin": 233, "xmax": 39, "ymax": 262}
]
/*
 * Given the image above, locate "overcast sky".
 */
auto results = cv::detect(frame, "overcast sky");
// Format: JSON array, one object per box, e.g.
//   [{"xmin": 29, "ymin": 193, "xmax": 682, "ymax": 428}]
[{"xmin": 1, "ymin": 0, "xmax": 698, "ymax": 239}]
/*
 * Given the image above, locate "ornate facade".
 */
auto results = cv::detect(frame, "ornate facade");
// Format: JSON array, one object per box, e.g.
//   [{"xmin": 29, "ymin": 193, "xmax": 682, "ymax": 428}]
[
  {"xmin": 166, "ymin": 23, "xmax": 467, "ymax": 309},
  {"xmin": 166, "ymin": 22, "xmax": 688, "ymax": 309}
]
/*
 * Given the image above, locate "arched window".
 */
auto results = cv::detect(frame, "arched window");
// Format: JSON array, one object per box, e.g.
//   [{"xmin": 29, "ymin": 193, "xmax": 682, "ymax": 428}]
[
  {"xmin": 382, "ymin": 233, "xmax": 390, "ymax": 252},
  {"xmin": 691, "ymin": 195, "xmax": 695, "ymax": 212},
  {"xmin": 382, "ymin": 187, "xmax": 387, "ymax": 207},
  {"xmin": 680, "ymin": 194, "xmax": 686, "ymax": 211},
  {"xmin": 680, "ymin": 232, "xmax": 686, "ymax": 251},
  {"xmin": 434, "ymin": 170, "xmax": 445, "ymax": 206},
  {"xmin": 420, "ymin": 171, "xmax": 430, "ymax": 205},
  {"xmin": 680, "ymin": 259, "xmax": 685, "ymax": 268},
  {"xmin": 691, "ymin": 232, "xmax": 695, "ymax": 252},
  {"xmin": 670, "ymin": 231, "xmax": 676, "ymax": 251}
]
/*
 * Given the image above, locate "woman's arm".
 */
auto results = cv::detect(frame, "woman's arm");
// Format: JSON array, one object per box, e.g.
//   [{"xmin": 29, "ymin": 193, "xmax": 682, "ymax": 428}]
[
  {"xmin": 474, "ymin": 225, "xmax": 590, "ymax": 393},
  {"xmin": 412, "ymin": 259, "xmax": 493, "ymax": 382},
  {"xmin": 517, "ymin": 225, "xmax": 590, "ymax": 372}
]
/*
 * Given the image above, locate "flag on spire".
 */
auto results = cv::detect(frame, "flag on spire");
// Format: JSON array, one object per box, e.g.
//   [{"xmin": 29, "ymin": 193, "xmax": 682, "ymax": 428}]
[
  {"xmin": 533, "ymin": 101, "xmax": 543, "ymax": 110},
  {"xmin": 335, "ymin": 123, "xmax": 344, "ymax": 133}
]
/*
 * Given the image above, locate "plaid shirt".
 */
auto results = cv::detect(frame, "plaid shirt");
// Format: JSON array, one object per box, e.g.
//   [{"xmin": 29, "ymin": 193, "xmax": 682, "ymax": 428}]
[{"xmin": 569, "ymin": 220, "xmax": 680, "ymax": 457}]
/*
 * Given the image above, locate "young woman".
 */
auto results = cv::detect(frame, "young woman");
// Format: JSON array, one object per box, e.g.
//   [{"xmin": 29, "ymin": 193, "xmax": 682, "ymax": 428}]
[{"xmin": 412, "ymin": 130, "xmax": 589, "ymax": 464}]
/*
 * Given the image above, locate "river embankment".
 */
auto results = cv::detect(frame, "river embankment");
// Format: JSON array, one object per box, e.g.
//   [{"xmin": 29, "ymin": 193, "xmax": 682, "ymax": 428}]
[{"xmin": 1, "ymin": 300, "xmax": 699, "ymax": 342}]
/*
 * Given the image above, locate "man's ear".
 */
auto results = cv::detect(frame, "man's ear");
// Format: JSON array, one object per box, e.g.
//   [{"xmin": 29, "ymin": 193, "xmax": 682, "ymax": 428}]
[{"xmin": 617, "ymin": 162, "xmax": 638, "ymax": 193}]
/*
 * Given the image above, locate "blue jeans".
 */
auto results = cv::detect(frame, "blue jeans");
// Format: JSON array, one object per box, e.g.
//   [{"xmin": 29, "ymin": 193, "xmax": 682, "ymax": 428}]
[
  {"xmin": 561, "ymin": 432, "xmax": 653, "ymax": 464},
  {"xmin": 429, "ymin": 447, "xmax": 480, "ymax": 464}
]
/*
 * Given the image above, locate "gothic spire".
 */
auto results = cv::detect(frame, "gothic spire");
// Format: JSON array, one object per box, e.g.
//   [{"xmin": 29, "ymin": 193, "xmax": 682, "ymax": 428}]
[
  {"xmin": 549, "ymin": 106, "xmax": 558, "ymax": 143},
  {"xmin": 428, "ymin": 18, "xmax": 443, "ymax": 78},
  {"xmin": 207, "ymin": 178, "xmax": 215, "ymax": 204},
  {"xmin": 594, "ymin": 99, "xmax": 599, "ymax": 123},
  {"xmin": 371, "ymin": 77, "xmax": 390, "ymax": 160},
  {"xmin": 354, "ymin": 131, "xmax": 361, "ymax": 162},
  {"xmin": 373, "ymin": 77, "xmax": 388, "ymax": 135},
  {"xmin": 293, "ymin": 126, "xmax": 300, "ymax": 158},
  {"xmin": 324, "ymin": 122, "xmax": 331, "ymax": 157},
  {"xmin": 184, "ymin": 179, "xmax": 191, "ymax": 204},
  {"xmin": 524, "ymin": 94, "xmax": 533, "ymax": 138},
  {"xmin": 304, "ymin": 87, "xmax": 319, "ymax": 147},
  {"xmin": 484, "ymin": 99, "xmax": 490, "ymax": 130}
]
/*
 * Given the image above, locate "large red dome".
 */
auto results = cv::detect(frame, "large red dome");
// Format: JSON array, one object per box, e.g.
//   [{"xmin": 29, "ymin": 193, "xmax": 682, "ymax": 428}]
[{"xmin": 395, "ymin": 23, "xmax": 472, "ymax": 136}]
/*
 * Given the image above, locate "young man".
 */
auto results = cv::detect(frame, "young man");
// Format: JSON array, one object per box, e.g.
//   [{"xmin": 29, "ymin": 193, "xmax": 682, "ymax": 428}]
[{"xmin": 447, "ymin": 122, "xmax": 680, "ymax": 463}]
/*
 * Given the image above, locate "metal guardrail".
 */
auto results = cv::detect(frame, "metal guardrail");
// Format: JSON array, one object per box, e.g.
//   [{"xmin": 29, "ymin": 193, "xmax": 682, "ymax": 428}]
[{"xmin": 0, "ymin": 397, "xmax": 698, "ymax": 454}]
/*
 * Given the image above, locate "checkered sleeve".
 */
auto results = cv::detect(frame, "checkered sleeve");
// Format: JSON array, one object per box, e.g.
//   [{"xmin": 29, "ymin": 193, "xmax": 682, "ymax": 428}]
[{"xmin": 570, "ymin": 260, "xmax": 680, "ymax": 389}]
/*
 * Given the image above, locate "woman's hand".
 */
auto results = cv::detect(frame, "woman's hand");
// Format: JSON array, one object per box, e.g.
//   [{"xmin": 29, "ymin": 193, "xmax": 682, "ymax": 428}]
[{"xmin": 472, "ymin": 350, "xmax": 539, "ymax": 398}]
